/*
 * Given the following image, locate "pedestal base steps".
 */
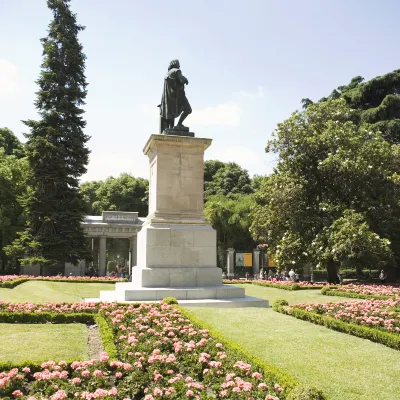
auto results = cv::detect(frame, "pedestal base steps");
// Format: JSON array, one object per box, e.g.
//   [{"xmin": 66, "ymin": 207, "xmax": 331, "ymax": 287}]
[{"xmin": 85, "ymin": 284, "xmax": 268, "ymax": 308}]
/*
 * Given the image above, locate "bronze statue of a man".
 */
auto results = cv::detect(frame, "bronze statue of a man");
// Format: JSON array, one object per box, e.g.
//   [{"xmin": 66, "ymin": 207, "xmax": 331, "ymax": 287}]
[{"xmin": 159, "ymin": 59, "xmax": 192, "ymax": 133}]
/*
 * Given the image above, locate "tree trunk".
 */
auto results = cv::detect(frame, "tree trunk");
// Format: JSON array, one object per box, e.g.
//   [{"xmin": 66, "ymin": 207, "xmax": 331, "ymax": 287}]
[{"xmin": 326, "ymin": 258, "xmax": 338, "ymax": 283}]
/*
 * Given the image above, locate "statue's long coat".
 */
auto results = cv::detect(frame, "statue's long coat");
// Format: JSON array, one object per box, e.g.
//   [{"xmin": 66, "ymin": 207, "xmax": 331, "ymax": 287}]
[{"xmin": 160, "ymin": 68, "xmax": 190, "ymax": 120}]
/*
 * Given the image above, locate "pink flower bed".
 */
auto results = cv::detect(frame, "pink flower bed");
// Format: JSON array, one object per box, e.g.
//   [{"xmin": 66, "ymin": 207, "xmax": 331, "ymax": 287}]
[
  {"xmin": 329, "ymin": 284, "xmax": 400, "ymax": 298},
  {"xmin": 293, "ymin": 298, "xmax": 400, "ymax": 333},
  {"xmin": 0, "ymin": 275, "xmax": 125, "ymax": 284},
  {"xmin": 0, "ymin": 302, "xmax": 286, "ymax": 399}
]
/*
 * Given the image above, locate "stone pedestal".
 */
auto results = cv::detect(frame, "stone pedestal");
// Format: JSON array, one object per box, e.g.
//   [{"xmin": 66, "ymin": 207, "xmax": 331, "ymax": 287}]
[
  {"xmin": 129, "ymin": 134, "xmax": 223, "ymax": 290},
  {"xmin": 89, "ymin": 134, "xmax": 267, "ymax": 307}
]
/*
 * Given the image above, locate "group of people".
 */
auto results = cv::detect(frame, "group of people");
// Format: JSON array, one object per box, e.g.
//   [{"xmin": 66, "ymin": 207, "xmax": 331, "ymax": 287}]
[{"xmin": 244, "ymin": 268, "xmax": 301, "ymax": 282}]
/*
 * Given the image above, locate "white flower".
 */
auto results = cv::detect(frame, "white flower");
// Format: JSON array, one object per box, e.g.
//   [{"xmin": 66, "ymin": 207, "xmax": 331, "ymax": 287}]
[
  {"xmin": 368, "ymin": 165, "xmax": 373, "ymax": 169},
  {"xmin": 292, "ymin": 261, "xmax": 296, "ymax": 264}
]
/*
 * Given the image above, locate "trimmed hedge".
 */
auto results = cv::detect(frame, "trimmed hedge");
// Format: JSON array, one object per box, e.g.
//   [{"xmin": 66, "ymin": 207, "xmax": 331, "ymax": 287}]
[
  {"xmin": 161, "ymin": 296, "xmax": 178, "ymax": 305},
  {"xmin": 272, "ymin": 298, "xmax": 289, "ymax": 311},
  {"xmin": 225, "ymin": 280, "xmax": 327, "ymax": 291},
  {"xmin": 95, "ymin": 313, "xmax": 118, "ymax": 360},
  {"xmin": 321, "ymin": 288, "xmax": 391, "ymax": 300},
  {"xmin": 0, "ymin": 277, "xmax": 126, "ymax": 289},
  {"xmin": 0, "ymin": 278, "xmax": 31, "ymax": 288},
  {"xmin": 177, "ymin": 305, "xmax": 327, "ymax": 400},
  {"xmin": 274, "ymin": 304, "xmax": 400, "ymax": 351},
  {"xmin": 0, "ymin": 311, "xmax": 95, "ymax": 324}
]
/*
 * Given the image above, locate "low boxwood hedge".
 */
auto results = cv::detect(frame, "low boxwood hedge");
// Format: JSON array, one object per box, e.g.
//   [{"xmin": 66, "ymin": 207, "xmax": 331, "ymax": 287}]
[
  {"xmin": 0, "ymin": 277, "xmax": 126, "ymax": 289},
  {"xmin": 224, "ymin": 280, "xmax": 327, "ymax": 291},
  {"xmin": 321, "ymin": 288, "xmax": 391, "ymax": 300}
]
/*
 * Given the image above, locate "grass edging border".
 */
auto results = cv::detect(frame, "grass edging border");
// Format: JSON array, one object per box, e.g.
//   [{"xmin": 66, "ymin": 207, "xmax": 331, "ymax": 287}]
[
  {"xmin": 274, "ymin": 304, "xmax": 400, "ymax": 350},
  {"xmin": 177, "ymin": 305, "xmax": 327, "ymax": 399}
]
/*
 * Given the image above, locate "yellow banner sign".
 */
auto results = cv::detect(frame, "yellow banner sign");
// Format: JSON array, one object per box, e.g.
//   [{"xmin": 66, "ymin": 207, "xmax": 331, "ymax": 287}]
[
  {"xmin": 244, "ymin": 253, "xmax": 253, "ymax": 267},
  {"xmin": 268, "ymin": 255, "xmax": 276, "ymax": 267}
]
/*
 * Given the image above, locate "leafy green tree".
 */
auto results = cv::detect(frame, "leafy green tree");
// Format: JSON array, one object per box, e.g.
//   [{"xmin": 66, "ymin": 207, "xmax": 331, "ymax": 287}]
[
  {"xmin": 251, "ymin": 174, "xmax": 266, "ymax": 191},
  {"xmin": 205, "ymin": 194, "xmax": 255, "ymax": 267},
  {"xmin": 205, "ymin": 162, "xmax": 253, "ymax": 200},
  {"xmin": 80, "ymin": 174, "xmax": 149, "ymax": 216},
  {"xmin": 303, "ymin": 70, "xmax": 400, "ymax": 144},
  {"xmin": 251, "ymin": 99, "xmax": 400, "ymax": 282},
  {"xmin": 0, "ymin": 128, "xmax": 24, "ymax": 157},
  {"xmin": 6, "ymin": 0, "xmax": 90, "ymax": 270},
  {"xmin": 0, "ymin": 150, "xmax": 30, "ymax": 271},
  {"xmin": 326, "ymin": 210, "xmax": 391, "ymax": 274},
  {"xmin": 79, "ymin": 180, "xmax": 102, "ymax": 214},
  {"xmin": 204, "ymin": 160, "xmax": 226, "ymax": 183}
]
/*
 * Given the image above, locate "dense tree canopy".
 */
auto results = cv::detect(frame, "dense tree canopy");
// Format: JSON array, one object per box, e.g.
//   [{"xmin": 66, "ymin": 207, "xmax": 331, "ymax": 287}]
[
  {"xmin": 0, "ymin": 128, "xmax": 24, "ymax": 158},
  {"xmin": 205, "ymin": 194, "xmax": 255, "ymax": 267},
  {"xmin": 0, "ymin": 150, "xmax": 30, "ymax": 271},
  {"xmin": 302, "ymin": 69, "xmax": 400, "ymax": 144},
  {"xmin": 251, "ymin": 99, "xmax": 400, "ymax": 281},
  {"xmin": 6, "ymin": 0, "xmax": 90, "ymax": 269},
  {"xmin": 80, "ymin": 174, "xmax": 149, "ymax": 217},
  {"xmin": 204, "ymin": 161, "xmax": 253, "ymax": 200},
  {"xmin": 204, "ymin": 160, "xmax": 226, "ymax": 184}
]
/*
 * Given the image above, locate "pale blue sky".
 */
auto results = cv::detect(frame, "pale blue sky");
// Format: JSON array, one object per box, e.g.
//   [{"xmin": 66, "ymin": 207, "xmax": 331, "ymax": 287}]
[{"xmin": 1, "ymin": 0, "xmax": 399, "ymax": 181}]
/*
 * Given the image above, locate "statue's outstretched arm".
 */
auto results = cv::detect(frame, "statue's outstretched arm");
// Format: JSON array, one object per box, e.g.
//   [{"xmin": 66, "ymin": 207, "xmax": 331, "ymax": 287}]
[{"xmin": 176, "ymin": 70, "xmax": 189, "ymax": 85}]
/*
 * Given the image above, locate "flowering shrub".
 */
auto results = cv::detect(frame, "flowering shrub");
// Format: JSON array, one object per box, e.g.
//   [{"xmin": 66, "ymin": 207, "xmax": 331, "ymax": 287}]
[
  {"xmin": 325, "ymin": 284, "xmax": 400, "ymax": 299},
  {"xmin": 292, "ymin": 298, "xmax": 400, "ymax": 334},
  {"xmin": 0, "ymin": 302, "xmax": 290, "ymax": 399}
]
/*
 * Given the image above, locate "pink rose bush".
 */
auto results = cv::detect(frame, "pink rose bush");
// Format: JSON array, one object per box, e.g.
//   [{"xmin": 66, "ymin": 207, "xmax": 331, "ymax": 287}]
[
  {"xmin": 0, "ymin": 302, "xmax": 286, "ymax": 399},
  {"xmin": 327, "ymin": 284, "xmax": 400, "ymax": 298},
  {"xmin": 293, "ymin": 298, "xmax": 400, "ymax": 333}
]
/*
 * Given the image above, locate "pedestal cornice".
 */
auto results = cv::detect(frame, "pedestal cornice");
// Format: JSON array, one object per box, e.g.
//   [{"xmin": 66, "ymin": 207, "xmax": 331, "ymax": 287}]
[{"xmin": 143, "ymin": 134, "xmax": 212, "ymax": 156}]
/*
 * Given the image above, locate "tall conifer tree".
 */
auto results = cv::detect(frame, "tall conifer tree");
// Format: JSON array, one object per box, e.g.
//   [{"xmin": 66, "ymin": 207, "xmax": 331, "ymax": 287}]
[{"xmin": 13, "ymin": 0, "xmax": 90, "ymax": 270}]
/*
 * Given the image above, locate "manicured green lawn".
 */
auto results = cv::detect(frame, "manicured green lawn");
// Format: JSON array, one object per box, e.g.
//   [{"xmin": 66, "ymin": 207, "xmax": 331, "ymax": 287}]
[
  {"xmin": 190, "ymin": 284, "xmax": 400, "ymax": 400},
  {"xmin": 0, "ymin": 281, "xmax": 115, "ymax": 303},
  {"xmin": 0, "ymin": 323, "xmax": 88, "ymax": 363},
  {"xmin": 236, "ymin": 283, "xmax": 357, "ymax": 305}
]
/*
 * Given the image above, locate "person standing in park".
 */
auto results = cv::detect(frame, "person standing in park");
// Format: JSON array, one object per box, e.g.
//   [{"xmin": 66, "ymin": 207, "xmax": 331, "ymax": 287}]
[
  {"xmin": 289, "ymin": 268, "xmax": 295, "ymax": 281},
  {"xmin": 379, "ymin": 270, "xmax": 387, "ymax": 284}
]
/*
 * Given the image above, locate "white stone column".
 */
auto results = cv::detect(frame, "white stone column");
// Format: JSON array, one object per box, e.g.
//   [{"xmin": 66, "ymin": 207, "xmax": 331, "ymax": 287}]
[
  {"xmin": 99, "ymin": 236, "xmax": 107, "ymax": 277},
  {"xmin": 253, "ymin": 249, "xmax": 260, "ymax": 278},
  {"xmin": 227, "ymin": 248, "xmax": 235, "ymax": 279},
  {"xmin": 130, "ymin": 235, "xmax": 137, "ymax": 267}
]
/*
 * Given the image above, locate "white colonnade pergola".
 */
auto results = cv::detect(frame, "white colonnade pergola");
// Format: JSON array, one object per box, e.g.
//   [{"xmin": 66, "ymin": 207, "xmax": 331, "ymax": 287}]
[{"xmin": 82, "ymin": 211, "xmax": 144, "ymax": 276}]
